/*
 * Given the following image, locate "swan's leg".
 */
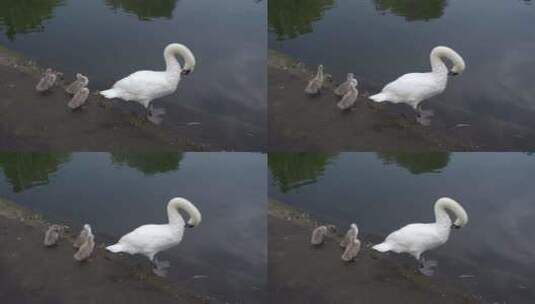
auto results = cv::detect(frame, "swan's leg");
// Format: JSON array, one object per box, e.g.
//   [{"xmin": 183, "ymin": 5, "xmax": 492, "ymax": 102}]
[
  {"xmin": 152, "ymin": 267, "xmax": 168, "ymax": 277},
  {"xmin": 418, "ymin": 255, "xmax": 438, "ymax": 276},
  {"xmin": 151, "ymin": 256, "xmax": 170, "ymax": 277},
  {"xmin": 416, "ymin": 115, "xmax": 431, "ymax": 126},
  {"xmin": 420, "ymin": 109, "xmax": 434, "ymax": 117},
  {"xmin": 416, "ymin": 105, "xmax": 433, "ymax": 126},
  {"xmin": 146, "ymin": 103, "xmax": 166, "ymax": 125},
  {"xmin": 416, "ymin": 104, "xmax": 434, "ymax": 117},
  {"xmin": 155, "ymin": 257, "xmax": 171, "ymax": 269},
  {"xmin": 152, "ymin": 256, "xmax": 171, "ymax": 269}
]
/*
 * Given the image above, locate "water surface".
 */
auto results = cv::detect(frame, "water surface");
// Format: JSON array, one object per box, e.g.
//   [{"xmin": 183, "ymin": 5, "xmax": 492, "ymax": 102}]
[
  {"xmin": 269, "ymin": 0, "xmax": 535, "ymax": 132},
  {"xmin": 0, "ymin": 0, "xmax": 266, "ymax": 148},
  {"xmin": 269, "ymin": 152, "xmax": 535, "ymax": 304},
  {"xmin": 0, "ymin": 152, "xmax": 267, "ymax": 304}
]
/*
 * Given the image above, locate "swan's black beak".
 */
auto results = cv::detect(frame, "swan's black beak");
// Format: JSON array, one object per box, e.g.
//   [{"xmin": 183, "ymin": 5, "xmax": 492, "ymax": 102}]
[
  {"xmin": 181, "ymin": 69, "xmax": 191, "ymax": 76},
  {"xmin": 185, "ymin": 223, "xmax": 195, "ymax": 228},
  {"xmin": 451, "ymin": 224, "xmax": 461, "ymax": 229},
  {"xmin": 448, "ymin": 71, "xmax": 459, "ymax": 76}
]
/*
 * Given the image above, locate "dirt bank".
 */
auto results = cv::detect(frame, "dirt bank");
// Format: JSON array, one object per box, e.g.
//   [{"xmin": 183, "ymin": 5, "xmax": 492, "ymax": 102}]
[
  {"xmin": 0, "ymin": 197, "xmax": 216, "ymax": 304},
  {"xmin": 268, "ymin": 50, "xmax": 535, "ymax": 151},
  {"xmin": 268, "ymin": 200, "xmax": 479, "ymax": 304},
  {"xmin": 0, "ymin": 45, "xmax": 264, "ymax": 151}
]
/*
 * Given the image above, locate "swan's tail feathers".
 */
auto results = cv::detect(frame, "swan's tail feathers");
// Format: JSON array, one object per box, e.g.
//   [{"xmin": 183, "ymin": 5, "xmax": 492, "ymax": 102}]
[
  {"xmin": 106, "ymin": 243, "xmax": 126, "ymax": 253},
  {"xmin": 369, "ymin": 93, "xmax": 388, "ymax": 103},
  {"xmin": 100, "ymin": 89, "xmax": 120, "ymax": 99},
  {"xmin": 372, "ymin": 242, "xmax": 392, "ymax": 253}
]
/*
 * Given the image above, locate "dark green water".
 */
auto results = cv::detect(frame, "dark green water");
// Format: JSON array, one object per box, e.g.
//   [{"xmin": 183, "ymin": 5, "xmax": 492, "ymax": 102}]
[
  {"xmin": 269, "ymin": 0, "xmax": 535, "ymax": 133},
  {"xmin": 269, "ymin": 152, "xmax": 535, "ymax": 304},
  {"xmin": 0, "ymin": 0, "xmax": 266, "ymax": 148},
  {"xmin": 0, "ymin": 152, "xmax": 267, "ymax": 304}
]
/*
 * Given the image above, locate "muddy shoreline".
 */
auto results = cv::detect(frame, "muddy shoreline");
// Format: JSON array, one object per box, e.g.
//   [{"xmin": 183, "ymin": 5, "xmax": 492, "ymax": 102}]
[
  {"xmin": 268, "ymin": 50, "xmax": 535, "ymax": 151},
  {"xmin": 0, "ymin": 45, "xmax": 265, "ymax": 151},
  {"xmin": 268, "ymin": 199, "xmax": 479, "ymax": 304},
  {"xmin": 0, "ymin": 197, "xmax": 226, "ymax": 304}
]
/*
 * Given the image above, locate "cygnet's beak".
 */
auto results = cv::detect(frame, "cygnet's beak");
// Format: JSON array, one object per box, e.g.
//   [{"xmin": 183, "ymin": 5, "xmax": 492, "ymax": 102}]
[
  {"xmin": 185, "ymin": 223, "xmax": 195, "ymax": 228},
  {"xmin": 448, "ymin": 71, "xmax": 459, "ymax": 76},
  {"xmin": 181, "ymin": 69, "xmax": 191, "ymax": 76},
  {"xmin": 451, "ymin": 224, "xmax": 461, "ymax": 229}
]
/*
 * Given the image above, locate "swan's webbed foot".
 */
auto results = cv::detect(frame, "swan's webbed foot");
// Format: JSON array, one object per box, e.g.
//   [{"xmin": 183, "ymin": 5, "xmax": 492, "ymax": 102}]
[
  {"xmin": 152, "ymin": 257, "xmax": 171, "ymax": 269},
  {"xmin": 151, "ymin": 257, "xmax": 171, "ymax": 277},
  {"xmin": 152, "ymin": 267, "xmax": 168, "ymax": 277},
  {"xmin": 419, "ymin": 109, "xmax": 434, "ymax": 117},
  {"xmin": 416, "ymin": 115, "xmax": 432, "ymax": 126},
  {"xmin": 418, "ymin": 257, "xmax": 438, "ymax": 277},
  {"xmin": 146, "ymin": 105, "xmax": 166, "ymax": 125},
  {"xmin": 156, "ymin": 260, "xmax": 171, "ymax": 269},
  {"xmin": 416, "ymin": 107, "xmax": 434, "ymax": 126}
]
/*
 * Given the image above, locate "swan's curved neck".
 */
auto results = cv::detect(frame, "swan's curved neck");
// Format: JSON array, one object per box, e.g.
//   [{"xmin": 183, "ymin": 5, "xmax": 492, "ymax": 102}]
[
  {"xmin": 434, "ymin": 197, "xmax": 467, "ymax": 228},
  {"xmin": 166, "ymin": 197, "xmax": 201, "ymax": 227},
  {"xmin": 164, "ymin": 44, "xmax": 196, "ymax": 73},
  {"xmin": 429, "ymin": 46, "xmax": 465, "ymax": 75},
  {"xmin": 434, "ymin": 203, "xmax": 452, "ymax": 227},
  {"xmin": 429, "ymin": 49, "xmax": 449, "ymax": 74},
  {"xmin": 167, "ymin": 201, "xmax": 185, "ymax": 226}
]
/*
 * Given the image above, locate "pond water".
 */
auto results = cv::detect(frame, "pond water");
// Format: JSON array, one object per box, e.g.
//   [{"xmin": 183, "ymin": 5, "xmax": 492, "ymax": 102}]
[
  {"xmin": 269, "ymin": 0, "xmax": 535, "ymax": 133},
  {"xmin": 0, "ymin": 152, "xmax": 267, "ymax": 304},
  {"xmin": 269, "ymin": 152, "xmax": 535, "ymax": 304},
  {"xmin": 0, "ymin": 0, "xmax": 266, "ymax": 148}
]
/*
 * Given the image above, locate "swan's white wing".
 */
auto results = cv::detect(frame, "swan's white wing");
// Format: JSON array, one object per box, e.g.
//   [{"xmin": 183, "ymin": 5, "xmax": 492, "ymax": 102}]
[
  {"xmin": 119, "ymin": 224, "xmax": 183, "ymax": 254},
  {"xmin": 112, "ymin": 71, "xmax": 178, "ymax": 102},
  {"xmin": 383, "ymin": 73, "xmax": 444, "ymax": 105},
  {"xmin": 386, "ymin": 223, "xmax": 445, "ymax": 254}
]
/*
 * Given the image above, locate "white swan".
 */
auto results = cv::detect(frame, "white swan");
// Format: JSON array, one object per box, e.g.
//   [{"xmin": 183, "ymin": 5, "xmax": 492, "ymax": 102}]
[
  {"xmin": 369, "ymin": 46, "xmax": 466, "ymax": 125},
  {"xmin": 100, "ymin": 43, "xmax": 196, "ymax": 124},
  {"xmin": 305, "ymin": 64, "xmax": 324, "ymax": 95},
  {"xmin": 372, "ymin": 197, "xmax": 468, "ymax": 275},
  {"xmin": 106, "ymin": 197, "xmax": 201, "ymax": 276}
]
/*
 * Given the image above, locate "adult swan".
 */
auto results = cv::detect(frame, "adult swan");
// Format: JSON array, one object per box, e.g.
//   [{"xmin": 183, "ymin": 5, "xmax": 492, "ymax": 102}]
[
  {"xmin": 106, "ymin": 197, "xmax": 202, "ymax": 276},
  {"xmin": 369, "ymin": 46, "xmax": 465, "ymax": 125},
  {"xmin": 372, "ymin": 197, "xmax": 468, "ymax": 276},
  {"xmin": 100, "ymin": 43, "xmax": 196, "ymax": 124}
]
